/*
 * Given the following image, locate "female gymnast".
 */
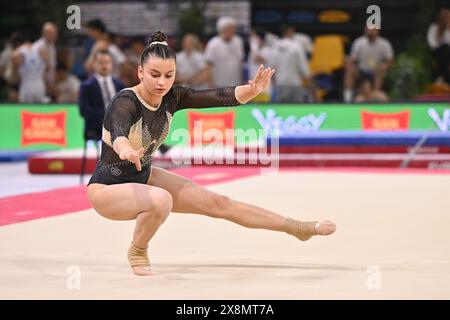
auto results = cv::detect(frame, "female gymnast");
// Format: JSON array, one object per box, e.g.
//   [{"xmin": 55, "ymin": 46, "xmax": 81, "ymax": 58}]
[{"xmin": 87, "ymin": 31, "xmax": 336, "ymax": 276}]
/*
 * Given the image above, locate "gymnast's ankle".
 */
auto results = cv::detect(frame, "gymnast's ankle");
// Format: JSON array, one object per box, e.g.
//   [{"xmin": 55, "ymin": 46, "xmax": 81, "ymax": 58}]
[
  {"xmin": 285, "ymin": 218, "xmax": 336, "ymax": 241},
  {"xmin": 127, "ymin": 242, "xmax": 154, "ymax": 276}
]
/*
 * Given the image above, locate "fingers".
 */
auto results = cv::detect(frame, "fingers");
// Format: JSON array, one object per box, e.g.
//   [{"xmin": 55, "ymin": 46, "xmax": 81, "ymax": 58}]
[
  {"xmin": 135, "ymin": 148, "xmax": 144, "ymax": 171},
  {"xmin": 134, "ymin": 157, "xmax": 142, "ymax": 171},
  {"xmin": 253, "ymin": 65, "xmax": 264, "ymax": 81},
  {"xmin": 257, "ymin": 64, "xmax": 264, "ymax": 76},
  {"xmin": 120, "ymin": 148, "xmax": 144, "ymax": 171},
  {"xmin": 267, "ymin": 68, "xmax": 275, "ymax": 80},
  {"xmin": 264, "ymin": 67, "xmax": 275, "ymax": 79},
  {"xmin": 252, "ymin": 67, "xmax": 275, "ymax": 90},
  {"xmin": 261, "ymin": 67, "xmax": 269, "ymax": 79},
  {"xmin": 130, "ymin": 153, "xmax": 142, "ymax": 171},
  {"xmin": 260, "ymin": 67, "xmax": 274, "ymax": 82},
  {"xmin": 254, "ymin": 66, "xmax": 275, "ymax": 81}
]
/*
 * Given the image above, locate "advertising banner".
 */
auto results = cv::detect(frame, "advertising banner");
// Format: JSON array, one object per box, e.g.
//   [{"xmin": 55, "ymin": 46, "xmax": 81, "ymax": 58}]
[
  {"xmin": 0, "ymin": 103, "xmax": 448, "ymax": 150},
  {"xmin": 21, "ymin": 111, "xmax": 67, "ymax": 147}
]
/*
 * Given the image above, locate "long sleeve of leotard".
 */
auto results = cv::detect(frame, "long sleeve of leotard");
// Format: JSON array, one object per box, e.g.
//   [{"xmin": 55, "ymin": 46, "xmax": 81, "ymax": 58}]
[
  {"xmin": 103, "ymin": 96, "xmax": 140, "ymax": 144},
  {"xmin": 173, "ymin": 86, "xmax": 241, "ymax": 111}
]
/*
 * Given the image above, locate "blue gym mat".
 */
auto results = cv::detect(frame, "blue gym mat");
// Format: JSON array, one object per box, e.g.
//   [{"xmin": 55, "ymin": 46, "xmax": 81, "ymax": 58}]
[
  {"xmin": 0, "ymin": 150, "xmax": 43, "ymax": 163},
  {"xmin": 267, "ymin": 131, "xmax": 450, "ymax": 146}
]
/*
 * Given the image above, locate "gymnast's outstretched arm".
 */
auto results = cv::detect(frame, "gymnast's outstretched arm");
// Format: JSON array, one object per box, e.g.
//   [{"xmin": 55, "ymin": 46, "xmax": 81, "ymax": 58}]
[{"xmin": 174, "ymin": 65, "xmax": 275, "ymax": 110}]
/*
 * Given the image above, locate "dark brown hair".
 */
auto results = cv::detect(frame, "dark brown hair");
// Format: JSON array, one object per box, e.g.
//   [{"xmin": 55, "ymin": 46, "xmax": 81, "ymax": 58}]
[{"xmin": 140, "ymin": 31, "xmax": 176, "ymax": 65}]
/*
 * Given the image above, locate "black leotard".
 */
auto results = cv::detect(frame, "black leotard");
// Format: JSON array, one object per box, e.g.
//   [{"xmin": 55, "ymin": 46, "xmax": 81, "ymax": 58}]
[{"xmin": 88, "ymin": 86, "xmax": 240, "ymax": 186}]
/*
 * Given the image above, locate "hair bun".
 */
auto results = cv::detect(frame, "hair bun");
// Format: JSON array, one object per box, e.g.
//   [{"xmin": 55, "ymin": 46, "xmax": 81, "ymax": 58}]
[
  {"xmin": 140, "ymin": 30, "xmax": 175, "ymax": 65},
  {"xmin": 147, "ymin": 31, "xmax": 168, "ymax": 45}
]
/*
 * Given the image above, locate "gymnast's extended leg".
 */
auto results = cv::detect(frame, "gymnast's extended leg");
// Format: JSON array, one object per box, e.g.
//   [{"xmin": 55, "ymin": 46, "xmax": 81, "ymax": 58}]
[{"xmin": 148, "ymin": 167, "xmax": 336, "ymax": 240}]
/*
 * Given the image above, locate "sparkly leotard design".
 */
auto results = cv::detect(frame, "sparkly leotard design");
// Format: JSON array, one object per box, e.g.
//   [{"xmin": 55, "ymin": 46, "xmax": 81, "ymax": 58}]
[{"xmin": 88, "ymin": 86, "xmax": 240, "ymax": 185}]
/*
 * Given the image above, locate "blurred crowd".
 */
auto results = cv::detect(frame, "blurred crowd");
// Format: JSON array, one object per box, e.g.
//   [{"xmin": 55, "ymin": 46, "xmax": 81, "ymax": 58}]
[{"xmin": 0, "ymin": 6, "xmax": 449, "ymax": 105}]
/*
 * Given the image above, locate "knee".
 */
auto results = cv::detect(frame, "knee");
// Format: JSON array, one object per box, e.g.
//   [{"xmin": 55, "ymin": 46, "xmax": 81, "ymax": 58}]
[
  {"xmin": 212, "ymin": 193, "xmax": 232, "ymax": 212},
  {"xmin": 149, "ymin": 189, "xmax": 173, "ymax": 220}
]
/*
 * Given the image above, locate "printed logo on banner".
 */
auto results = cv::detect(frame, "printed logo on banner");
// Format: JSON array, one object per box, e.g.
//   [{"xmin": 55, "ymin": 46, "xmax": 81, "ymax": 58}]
[
  {"xmin": 361, "ymin": 110, "xmax": 410, "ymax": 131},
  {"xmin": 187, "ymin": 111, "xmax": 235, "ymax": 145},
  {"xmin": 48, "ymin": 161, "xmax": 64, "ymax": 172},
  {"xmin": 252, "ymin": 108, "xmax": 327, "ymax": 135},
  {"xmin": 21, "ymin": 111, "xmax": 67, "ymax": 146},
  {"xmin": 428, "ymin": 108, "xmax": 450, "ymax": 132}
]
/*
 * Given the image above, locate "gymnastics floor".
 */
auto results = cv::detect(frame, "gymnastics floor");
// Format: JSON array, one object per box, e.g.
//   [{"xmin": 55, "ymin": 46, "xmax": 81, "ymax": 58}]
[{"xmin": 0, "ymin": 166, "xmax": 450, "ymax": 299}]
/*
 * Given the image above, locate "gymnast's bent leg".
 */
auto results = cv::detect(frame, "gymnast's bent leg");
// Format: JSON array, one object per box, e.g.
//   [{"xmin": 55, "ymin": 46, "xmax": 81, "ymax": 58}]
[
  {"xmin": 87, "ymin": 182, "xmax": 172, "ymax": 276},
  {"xmin": 148, "ymin": 167, "xmax": 336, "ymax": 241}
]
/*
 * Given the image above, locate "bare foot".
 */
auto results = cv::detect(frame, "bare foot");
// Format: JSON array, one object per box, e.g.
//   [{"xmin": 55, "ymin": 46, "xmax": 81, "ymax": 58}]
[
  {"xmin": 314, "ymin": 220, "xmax": 336, "ymax": 236},
  {"xmin": 131, "ymin": 265, "xmax": 158, "ymax": 276}
]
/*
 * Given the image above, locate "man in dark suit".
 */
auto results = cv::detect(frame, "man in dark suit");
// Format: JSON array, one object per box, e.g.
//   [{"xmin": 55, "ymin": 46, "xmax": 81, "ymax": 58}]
[{"xmin": 79, "ymin": 49, "xmax": 125, "ymax": 141}]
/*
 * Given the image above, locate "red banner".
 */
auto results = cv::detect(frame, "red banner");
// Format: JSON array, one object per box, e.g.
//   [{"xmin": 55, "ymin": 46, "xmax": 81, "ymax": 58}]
[
  {"xmin": 188, "ymin": 111, "xmax": 235, "ymax": 145},
  {"xmin": 21, "ymin": 111, "xmax": 67, "ymax": 146},
  {"xmin": 361, "ymin": 110, "xmax": 410, "ymax": 131}
]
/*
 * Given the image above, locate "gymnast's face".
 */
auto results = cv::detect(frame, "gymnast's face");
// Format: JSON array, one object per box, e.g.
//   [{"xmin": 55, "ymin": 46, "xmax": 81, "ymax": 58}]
[{"xmin": 138, "ymin": 56, "xmax": 176, "ymax": 98}]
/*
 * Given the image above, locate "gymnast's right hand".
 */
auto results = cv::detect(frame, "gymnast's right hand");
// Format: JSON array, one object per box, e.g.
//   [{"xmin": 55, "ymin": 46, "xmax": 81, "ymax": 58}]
[{"xmin": 119, "ymin": 147, "xmax": 145, "ymax": 171}]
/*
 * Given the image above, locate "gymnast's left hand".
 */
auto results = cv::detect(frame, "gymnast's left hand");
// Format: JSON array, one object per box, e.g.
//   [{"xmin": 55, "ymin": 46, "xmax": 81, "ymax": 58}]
[{"xmin": 248, "ymin": 65, "xmax": 276, "ymax": 95}]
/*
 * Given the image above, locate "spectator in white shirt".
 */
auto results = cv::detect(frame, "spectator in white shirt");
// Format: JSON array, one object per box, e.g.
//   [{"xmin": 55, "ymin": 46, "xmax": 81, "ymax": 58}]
[
  {"xmin": 344, "ymin": 27, "xmax": 394, "ymax": 102},
  {"xmin": 272, "ymin": 25, "xmax": 312, "ymax": 103},
  {"xmin": 293, "ymin": 32, "xmax": 313, "ymax": 60},
  {"xmin": 175, "ymin": 33, "xmax": 209, "ymax": 89},
  {"xmin": 12, "ymin": 40, "xmax": 50, "ymax": 103},
  {"xmin": 279, "ymin": 25, "xmax": 314, "ymax": 60},
  {"xmin": 33, "ymin": 22, "xmax": 58, "ymax": 99},
  {"xmin": 247, "ymin": 30, "xmax": 276, "ymax": 101},
  {"xmin": 204, "ymin": 16, "xmax": 244, "ymax": 87},
  {"xmin": 427, "ymin": 7, "xmax": 450, "ymax": 84}
]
